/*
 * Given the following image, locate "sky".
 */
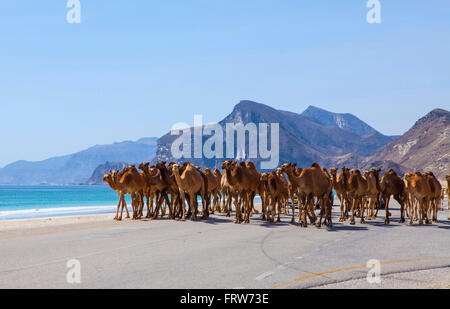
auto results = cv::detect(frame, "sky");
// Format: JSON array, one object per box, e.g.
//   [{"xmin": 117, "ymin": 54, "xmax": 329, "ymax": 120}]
[{"xmin": 0, "ymin": 0, "xmax": 449, "ymax": 167}]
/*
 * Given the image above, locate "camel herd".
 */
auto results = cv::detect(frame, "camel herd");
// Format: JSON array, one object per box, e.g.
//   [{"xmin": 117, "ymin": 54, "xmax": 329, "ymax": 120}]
[{"xmin": 103, "ymin": 161, "xmax": 450, "ymax": 228}]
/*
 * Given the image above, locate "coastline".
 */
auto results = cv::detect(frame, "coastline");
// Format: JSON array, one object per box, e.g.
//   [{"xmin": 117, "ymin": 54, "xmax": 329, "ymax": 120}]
[{"xmin": 0, "ymin": 212, "xmax": 116, "ymax": 232}]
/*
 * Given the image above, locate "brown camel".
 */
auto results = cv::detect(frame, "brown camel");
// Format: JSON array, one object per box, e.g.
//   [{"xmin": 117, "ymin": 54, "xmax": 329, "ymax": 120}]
[
  {"xmin": 103, "ymin": 171, "xmax": 130, "ymax": 220},
  {"xmin": 259, "ymin": 173, "xmax": 269, "ymax": 220},
  {"xmin": 424, "ymin": 172, "xmax": 442, "ymax": 223},
  {"xmin": 204, "ymin": 168, "xmax": 221, "ymax": 214},
  {"xmin": 364, "ymin": 169, "xmax": 382, "ymax": 221},
  {"xmin": 171, "ymin": 162, "xmax": 207, "ymax": 221},
  {"xmin": 111, "ymin": 165, "xmax": 147, "ymax": 220},
  {"xmin": 404, "ymin": 172, "xmax": 432, "ymax": 225},
  {"xmin": 282, "ymin": 163, "xmax": 331, "ymax": 227},
  {"xmin": 379, "ymin": 169, "xmax": 406, "ymax": 224},
  {"xmin": 347, "ymin": 169, "xmax": 368, "ymax": 225},
  {"xmin": 221, "ymin": 160, "xmax": 252, "ymax": 224},
  {"xmin": 266, "ymin": 170, "xmax": 289, "ymax": 223},
  {"xmin": 330, "ymin": 167, "xmax": 350, "ymax": 222},
  {"xmin": 139, "ymin": 162, "xmax": 171, "ymax": 219}
]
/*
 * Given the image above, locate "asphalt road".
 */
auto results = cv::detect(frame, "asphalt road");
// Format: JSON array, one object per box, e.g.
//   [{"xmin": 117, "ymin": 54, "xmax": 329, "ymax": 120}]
[{"xmin": 0, "ymin": 202, "xmax": 449, "ymax": 289}]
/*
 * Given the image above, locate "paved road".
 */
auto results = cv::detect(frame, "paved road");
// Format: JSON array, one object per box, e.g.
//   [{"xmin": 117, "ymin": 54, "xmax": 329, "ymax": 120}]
[{"xmin": 0, "ymin": 202, "xmax": 449, "ymax": 289}]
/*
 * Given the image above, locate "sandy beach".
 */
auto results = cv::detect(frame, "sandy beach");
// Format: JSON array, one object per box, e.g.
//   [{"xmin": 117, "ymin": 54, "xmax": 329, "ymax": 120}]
[{"xmin": 0, "ymin": 212, "xmax": 115, "ymax": 233}]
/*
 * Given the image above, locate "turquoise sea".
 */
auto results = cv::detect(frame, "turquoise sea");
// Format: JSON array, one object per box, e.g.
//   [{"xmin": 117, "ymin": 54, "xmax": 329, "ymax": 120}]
[
  {"xmin": 0, "ymin": 185, "xmax": 125, "ymax": 220},
  {"xmin": 0, "ymin": 185, "xmax": 263, "ymax": 221}
]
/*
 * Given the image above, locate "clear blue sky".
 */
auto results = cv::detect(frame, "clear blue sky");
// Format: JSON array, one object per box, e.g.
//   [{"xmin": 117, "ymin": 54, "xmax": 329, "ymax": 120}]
[{"xmin": 1, "ymin": 1, "xmax": 449, "ymax": 167}]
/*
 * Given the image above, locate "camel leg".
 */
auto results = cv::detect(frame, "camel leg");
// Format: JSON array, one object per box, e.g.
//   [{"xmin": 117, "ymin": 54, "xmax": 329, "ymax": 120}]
[
  {"xmin": 350, "ymin": 197, "xmax": 357, "ymax": 225},
  {"xmin": 114, "ymin": 194, "xmax": 122, "ymax": 220},
  {"xmin": 290, "ymin": 193, "xmax": 296, "ymax": 224}
]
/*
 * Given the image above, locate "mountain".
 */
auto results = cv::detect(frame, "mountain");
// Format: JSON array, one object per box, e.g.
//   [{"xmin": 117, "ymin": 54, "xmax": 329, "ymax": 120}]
[
  {"xmin": 0, "ymin": 138, "xmax": 158, "ymax": 185},
  {"xmin": 302, "ymin": 105, "xmax": 378, "ymax": 136},
  {"xmin": 153, "ymin": 100, "xmax": 396, "ymax": 170},
  {"xmin": 85, "ymin": 161, "xmax": 128, "ymax": 185},
  {"xmin": 361, "ymin": 108, "xmax": 450, "ymax": 180}
]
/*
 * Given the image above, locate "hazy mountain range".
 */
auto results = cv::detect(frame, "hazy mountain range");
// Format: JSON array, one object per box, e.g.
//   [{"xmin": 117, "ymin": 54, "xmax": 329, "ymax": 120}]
[
  {"xmin": 0, "ymin": 138, "xmax": 158, "ymax": 185},
  {"xmin": 1, "ymin": 101, "xmax": 448, "ymax": 185}
]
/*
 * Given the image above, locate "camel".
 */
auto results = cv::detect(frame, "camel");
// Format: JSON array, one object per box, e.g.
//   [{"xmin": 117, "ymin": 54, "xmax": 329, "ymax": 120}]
[
  {"xmin": 103, "ymin": 171, "xmax": 131, "ymax": 220},
  {"xmin": 221, "ymin": 160, "xmax": 252, "ymax": 224},
  {"xmin": 109, "ymin": 165, "xmax": 147, "ymax": 220},
  {"xmin": 138, "ymin": 162, "xmax": 172, "ymax": 219},
  {"xmin": 220, "ymin": 170, "xmax": 233, "ymax": 217},
  {"xmin": 266, "ymin": 170, "xmax": 289, "ymax": 222},
  {"xmin": 276, "ymin": 168, "xmax": 290, "ymax": 215},
  {"xmin": 330, "ymin": 167, "xmax": 350, "ymax": 222},
  {"xmin": 347, "ymin": 169, "xmax": 368, "ymax": 225},
  {"xmin": 259, "ymin": 173, "xmax": 269, "ymax": 220},
  {"xmin": 171, "ymin": 162, "xmax": 207, "ymax": 221},
  {"xmin": 364, "ymin": 168, "xmax": 382, "ymax": 221},
  {"xmin": 282, "ymin": 163, "xmax": 332, "ymax": 227},
  {"xmin": 378, "ymin": 169, "xmax": 406, "ymax": 224},
  {"xmin": 424, "ymin": 172, "xmax": 442, "ymax": 223},
  {"xmin": 244, "ymin": 161, "xmax": 262, "ymax": 221},
  {"xmin": 204, "ymin": 168, "xmax": 221, "ymax": 214},
  {"xmin": 404, "ymin": 172, "xmax": 432, "ymax": 225}
]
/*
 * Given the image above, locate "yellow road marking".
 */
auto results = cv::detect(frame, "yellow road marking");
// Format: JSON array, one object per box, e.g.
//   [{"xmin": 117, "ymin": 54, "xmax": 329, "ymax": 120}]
[
  {"xmin": 0, "ymin": 220, "xmax": 143, "ymax": 240},
  {"xmin": 270, "ymin": 256, "xmax": 450, "ymax": 289}
]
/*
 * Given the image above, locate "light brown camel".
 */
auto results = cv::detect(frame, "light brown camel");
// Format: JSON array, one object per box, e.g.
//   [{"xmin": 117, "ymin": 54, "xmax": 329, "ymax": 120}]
[
  {"xmin": 204, "ymin": 168, "xmax": 221, "ymax": 214},
  {"xmin": 244, "ymin": 161, "xmax": 262, "ymax": 222},
  {"xmin": 103, "ymin": 171, "xmax": 130, "ymax": 220},
  {"xmin": 347, "ymin": 169, "xmax": 368, "ymax": 225},
  {"xmin": 379, "ymin": 169, "xmax": 406, "ymax": 224},
  {"xmin": 364, "ymin": 169, "xmax": 382, "ymax": 221},
  {"xmin": 424, "ymin": 172, "xmax": 442, "ymax": 223},
  {"xmin": 276, "ymin": 168, "xmax": 290, "ymax": 215},
  {"xmin": 281, "ymin": 163, "xmax": 306, "ymax": 224},
  {"xmin": 267, "ymin": 170, "xmax": 289, "ymax": 223},
  {"xmin": 404, "ymin": 172, "xmax": 432, "ymax": 225},
  {"xmin": 282, "ymin": 163, "xmax": 332, "ymax": 227},
  {"xmin": 259, "ymin": 173, "xmax": 269, "ymax": 220},
  {"xmin": 139, "ymin": 162, "xmax": 171, "ymax": 219},
  {"xmin": 171, "ymin": 162, "xmax": 207, "ymax": 221},
  {"xmin": 330, "ymin": 167, "xmax": 349, "ymax": 222},
  {"xmin": 221, "ymin": 160, "xmax": 251, "ymax": 224},
  {"xmin": 112, "ymin": 165, "xmax": 147, "ymax": 220},
  {"xmin": 220, "ymin": 170, "xmax": 233, "ymax": 217},
  {"xmin": 154, "ymin": 161, "xmax": 181, "ymax": 219}
]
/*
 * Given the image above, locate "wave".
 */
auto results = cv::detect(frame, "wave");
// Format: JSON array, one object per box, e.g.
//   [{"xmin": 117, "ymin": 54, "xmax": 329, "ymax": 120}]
[{"xmin": 0, "ymin": 205, "xmax": 117, "ymax": 221}]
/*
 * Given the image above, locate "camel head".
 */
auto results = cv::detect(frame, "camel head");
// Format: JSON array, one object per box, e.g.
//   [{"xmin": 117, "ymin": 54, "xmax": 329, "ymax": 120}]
[
  {"xmin": 148, "ymin": 166, "xmax": 160, "ymax": 177},
  {"xmin": 260, "ymin": 173, "xmax": 269, "ymax": 182},
  {"xmin": 204, "ymin": 168, "xmax": 212, "ymax": 175},
  {"xmin": 246, "ymin": 161, "xmax": 257, "ymax": 170},
  {"xmin": 446, "ymin": 174, "xmax": 450, "ymax": 181},
  {"xmin": 156, "ymin": 161, "xmax": 167, "ymax": 169},
  {"xmin": 330, "ymin": 168, "xmax": 338, "ymax": 176},
  {"xmin": 281, "ymin": 163, "xmax": 295, "ymax": 174},
  {"xmin": 171, "ymin": 164, "xmax": 180, "ymax": 173},
  {"xmin": 213, "ymin": 168, "xmax": 221, "ymax": 176},
  {"xmin": 222, "ymin": 160, "xmax": 236, "ymax": 170},
  {"xmin": 138, "ymin": 162, "xmax": 150, "ymax": 172},
  {"xmin": 404, "ymin": 172, "xmax": 414, "ymax": 182},
  {"xmin": 103, "ymin": 173, "xmax": 112, "ymax": 184},
  {"xmin": 350, "ymin": 169, "xmax": 361, "ymax": 176}
]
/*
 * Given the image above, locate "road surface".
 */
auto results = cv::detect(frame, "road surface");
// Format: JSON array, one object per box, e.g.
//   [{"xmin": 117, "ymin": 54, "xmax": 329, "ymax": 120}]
[{"xmin": 0, "ymin": 202, "xmax": 449, "ymax": 289}]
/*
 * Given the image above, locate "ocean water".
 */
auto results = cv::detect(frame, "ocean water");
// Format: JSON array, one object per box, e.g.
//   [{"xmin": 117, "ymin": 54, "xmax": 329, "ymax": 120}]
[
  {"xmin": 0, "ymin": 185, "xmax": 263, "ymax": 221},
  {"xmin": 0, "ymin": 185, "xmax": 124, "ymax": 220}
]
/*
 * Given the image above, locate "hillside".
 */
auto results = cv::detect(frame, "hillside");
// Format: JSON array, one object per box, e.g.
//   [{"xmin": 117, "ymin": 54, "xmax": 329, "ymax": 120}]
[
  {"xmin": 85, "ymin": 161, "xmax": 128, "ymax": 185},
  {"xmin": 0, "ymin": 138, "xmax": 158, "ymax": 185},
  {"xmin": 361, "ymin": 108, "xmax": 450, "ymax": 180},
  {"xmin": 153, "ymin": 101, "xmax": 396, "ymax": 170}
]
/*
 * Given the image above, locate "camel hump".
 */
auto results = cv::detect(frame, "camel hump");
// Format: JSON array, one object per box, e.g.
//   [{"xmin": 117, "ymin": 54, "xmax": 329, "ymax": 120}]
[
  {"xmin": 246, "ymin": 161, "xmax": 256, "ymax": 169},
  {"xmin": 311, "ymin": 162, "xmax": 321, "ymax": 169}
]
